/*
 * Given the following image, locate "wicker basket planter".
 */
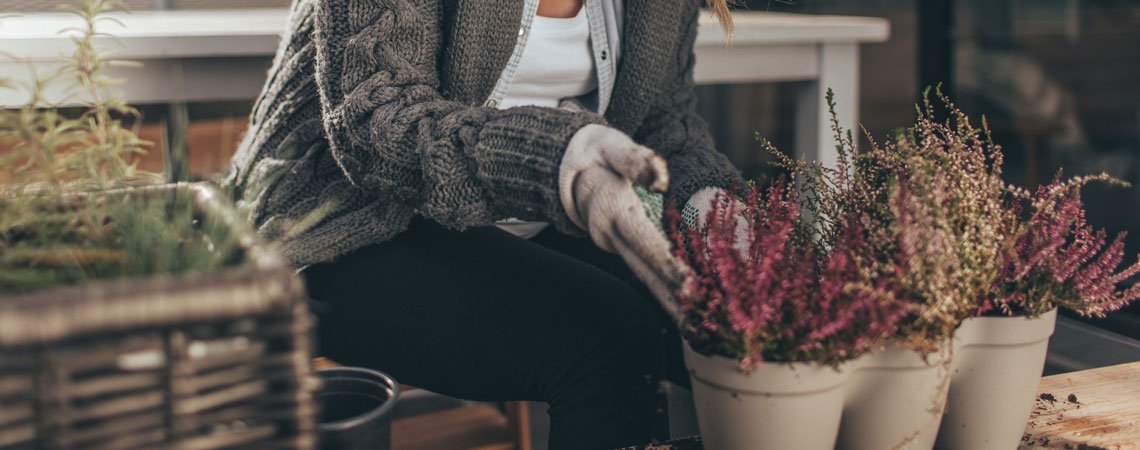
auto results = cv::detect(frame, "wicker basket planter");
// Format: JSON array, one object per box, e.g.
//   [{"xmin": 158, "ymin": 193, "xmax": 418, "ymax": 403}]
[{"xmin": 0, "ymin": 183, "xmax": 318, "ymax": 450}]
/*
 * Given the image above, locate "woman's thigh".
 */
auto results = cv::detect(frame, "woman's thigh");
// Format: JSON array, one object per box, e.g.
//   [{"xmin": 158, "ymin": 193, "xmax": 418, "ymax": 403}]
[
  {"xmin": 301, "ymin": 218, "xmax": 667, "ymax": 403},
  {"xmin": 531, "ymin": 228, "xmax": 691, "ymax": 388}
]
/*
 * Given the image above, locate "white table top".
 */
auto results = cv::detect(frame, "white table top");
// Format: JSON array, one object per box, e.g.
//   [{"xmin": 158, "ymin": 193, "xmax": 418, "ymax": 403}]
[
  {"xmin": 0, "ymin": 9, "xmax": 288, "ymax": 60},
  {"xmin": 697, "ymin": 11, "xmax": 889, "ymax": 46},
  {"xmin": 0, "ymin": 9, "xmax": 889, "ymax": 61}
]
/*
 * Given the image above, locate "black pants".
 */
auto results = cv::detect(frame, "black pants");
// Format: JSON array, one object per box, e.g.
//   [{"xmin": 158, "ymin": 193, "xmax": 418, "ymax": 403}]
[{"xmin": 301, "ymin": 218, "xmax": 689, "ymax": 450}]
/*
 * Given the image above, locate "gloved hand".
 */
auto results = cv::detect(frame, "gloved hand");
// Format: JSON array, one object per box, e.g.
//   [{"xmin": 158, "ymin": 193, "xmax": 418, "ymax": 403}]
[
  {"xmin": 685, "ymin": 187, "xmax": 751, "ymax": 258},
  {"xmin": 559, "ymin": 124, "xmax": 688, "ymax": 323}
]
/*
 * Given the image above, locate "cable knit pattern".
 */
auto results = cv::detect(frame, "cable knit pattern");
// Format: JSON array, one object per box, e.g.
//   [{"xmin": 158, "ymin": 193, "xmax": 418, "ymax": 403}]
[
  {"xmin": 225, "ymin": 0, "xmax": 742, "ymax": 266},
  {"xmin": 630, "ymin": 3, "xmax": 746, "ymax": 209}
]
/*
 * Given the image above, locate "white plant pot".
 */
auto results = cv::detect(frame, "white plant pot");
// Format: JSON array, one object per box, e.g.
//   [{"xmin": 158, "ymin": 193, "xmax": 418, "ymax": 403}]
[
  {"xmin": 935, "ymin": 308, "xmax": 1058, "ymax": 450},
  {"xmin": 838, "ymin": 343, "xmax": 951, "ymax": 450},
  {"xmin": 683, "ymin": 342, "xmax": 849, "ymax": 450}
]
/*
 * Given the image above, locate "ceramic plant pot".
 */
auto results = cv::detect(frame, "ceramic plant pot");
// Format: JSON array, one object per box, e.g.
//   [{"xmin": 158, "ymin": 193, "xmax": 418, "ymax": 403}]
[
  {"xmin": 682, "ymin": 342, "xmax": 850, "ymax": 450},
  {"xmin": 935, "ymin": 308, "xmax": 1058, "ymax": 450},
  {"xmin": 838, "ymin": 343, "xmax": 951, "ymax": 450}
]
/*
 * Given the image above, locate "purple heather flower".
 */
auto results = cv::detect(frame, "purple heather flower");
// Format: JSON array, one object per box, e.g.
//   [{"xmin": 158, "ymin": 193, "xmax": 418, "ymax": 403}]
[{"xmin": 669, "ymin": 180, "xmax": 906, "ymax": 369}]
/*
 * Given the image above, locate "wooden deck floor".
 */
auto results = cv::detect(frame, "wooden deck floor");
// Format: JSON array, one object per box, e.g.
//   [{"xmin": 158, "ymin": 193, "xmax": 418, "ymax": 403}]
[{"xmin": 392, "ymin": 404, "xmax": 516, "ymax": 450}]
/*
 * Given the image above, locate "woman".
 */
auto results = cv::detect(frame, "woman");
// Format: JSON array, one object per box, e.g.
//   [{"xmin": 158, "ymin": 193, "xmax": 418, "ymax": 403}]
[{"xmin": 225, "ymin": 0, "xmax": 743, "ymax": 448}]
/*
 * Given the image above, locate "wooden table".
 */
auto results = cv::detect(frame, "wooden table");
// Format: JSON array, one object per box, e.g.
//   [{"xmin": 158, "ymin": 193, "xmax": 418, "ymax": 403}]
[
  {"xmin": 0, "ymin": 9, "xmax": 888, "ymax": 171},
  {"xmin": 1020, "ymin": 361, "xmax": 1140, "ymax": 450},
  {"xmin": 622, "ymin": 362, "xmax": 1140, "ymax": 450},
  {"xmin": 620, "ymin": 437, "xmax": 704, "ymax": 450}
]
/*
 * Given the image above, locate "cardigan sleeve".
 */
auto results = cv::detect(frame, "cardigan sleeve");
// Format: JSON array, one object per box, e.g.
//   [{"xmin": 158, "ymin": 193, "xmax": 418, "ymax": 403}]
[
  {"xmin": 311, "ymin": 0, "xmax": 602, "ymax": 232},
  {"xmin": 631, "ymin": 5, "xmax": 745, "ymax": 213}
]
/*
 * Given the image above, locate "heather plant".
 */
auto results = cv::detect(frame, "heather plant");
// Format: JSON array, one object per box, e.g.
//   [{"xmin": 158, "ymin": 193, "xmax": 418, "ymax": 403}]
[
  {"xmin": 877, "ymin": 92, "xmax": 1013, "ymax": 350},
  {"xmin": 987, "ymin": 174, "xmax": 1140, "ymax": 318},
  {"xmin": 0, "ymin": 0, "xmax": 243, "ymax": 292},
  {"xmin": 670, "ymin": 179, "xmax": 907, "ymax": 369},
  {"xmin": 760, "ymin": 89, "xmax": 1011, "ymax": 353},
  {"xmin": 669, "ymin": 83, "xmax": 1140, "ymax": 370}
]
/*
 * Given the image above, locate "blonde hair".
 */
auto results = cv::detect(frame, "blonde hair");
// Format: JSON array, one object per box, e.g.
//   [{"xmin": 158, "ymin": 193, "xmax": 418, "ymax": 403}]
[{"xmin": 706, "ymin": 0, "xmax": 735, "ymax": 34}]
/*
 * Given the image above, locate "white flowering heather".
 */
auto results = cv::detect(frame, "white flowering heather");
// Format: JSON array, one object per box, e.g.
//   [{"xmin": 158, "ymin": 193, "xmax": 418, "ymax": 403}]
[{"xmin": 764, "ymin": 89, "xmax": 1011, "ymax": 353}]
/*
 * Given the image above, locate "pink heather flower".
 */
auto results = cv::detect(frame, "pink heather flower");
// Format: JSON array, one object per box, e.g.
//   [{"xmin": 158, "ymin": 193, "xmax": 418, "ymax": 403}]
[
  {"xmin": 669, "ymin": 180, "xmax": 906, "ymax": 369},
  {"xmin": 992, "ymin": 178, "xmax": 1140, "ymax": 317}
]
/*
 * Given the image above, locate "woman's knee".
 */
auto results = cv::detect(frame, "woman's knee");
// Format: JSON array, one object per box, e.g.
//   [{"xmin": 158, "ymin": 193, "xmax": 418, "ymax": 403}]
[
  {"xmin": 579, "ymin": 277, "xmax": 665, "ymax": 345},
  {"xmin": 606, "ymin": 290, "xmax": 668, "ymax": 364}
]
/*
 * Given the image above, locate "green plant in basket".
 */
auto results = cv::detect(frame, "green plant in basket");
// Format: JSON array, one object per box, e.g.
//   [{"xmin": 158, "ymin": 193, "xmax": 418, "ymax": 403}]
[
  {"xmin": 0, "ymin": 5, "xmax": 315, "ymax": 449},
  {"xmin": 0, "ymin": 0, "xmax": 243, "ymax": 293}
]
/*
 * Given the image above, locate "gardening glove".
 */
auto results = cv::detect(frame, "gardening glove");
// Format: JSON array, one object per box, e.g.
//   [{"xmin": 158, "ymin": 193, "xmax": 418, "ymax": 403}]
[
  {"xmin": 559, "ymin": 124, "xmax": 688, "ymax": 323},
  {"xmin": 633, "ymin": 181, "xmax": 747, "ymax": 244},
  {"xmin": 688, "ymin": 187, "xmax": 752, "ymax": 247},
  {"xmin": 686, "ymin": 187, "xmax": 751, "ymax": 258}
]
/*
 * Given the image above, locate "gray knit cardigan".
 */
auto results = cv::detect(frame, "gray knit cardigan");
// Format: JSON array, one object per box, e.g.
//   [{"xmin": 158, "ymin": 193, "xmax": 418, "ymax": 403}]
[{"xmin": 224, "ymin": 0, "xmax": 743, "ymax": 266}]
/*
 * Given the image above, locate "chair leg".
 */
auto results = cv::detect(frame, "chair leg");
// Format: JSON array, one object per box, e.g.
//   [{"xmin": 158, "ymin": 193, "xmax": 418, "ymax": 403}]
[{"xmin": 505, "ymin": 402, "xmax": 532, "ymax": 450}]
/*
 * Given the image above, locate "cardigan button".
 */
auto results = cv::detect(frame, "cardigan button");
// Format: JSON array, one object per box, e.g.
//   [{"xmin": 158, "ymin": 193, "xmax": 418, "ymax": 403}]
[
  {"xmin": 600, "ymin": 50, "xmax": 608, "ymax": 61},
  {"xmin": 484, "ymin": 99, "xmax": 498, "ymax": 108}
]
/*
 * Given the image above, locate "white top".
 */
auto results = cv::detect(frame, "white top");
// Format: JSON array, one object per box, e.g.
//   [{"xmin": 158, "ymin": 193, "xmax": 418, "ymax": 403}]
[{"xmin": 494, "ymin": 8, "xmax": 598, "ymax": 239}]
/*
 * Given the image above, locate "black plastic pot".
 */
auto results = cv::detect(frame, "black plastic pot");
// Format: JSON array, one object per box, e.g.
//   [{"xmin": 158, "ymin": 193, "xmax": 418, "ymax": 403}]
[{"xmin": 317, "ymin": 367, "xmax": 400, "ymax": 450}]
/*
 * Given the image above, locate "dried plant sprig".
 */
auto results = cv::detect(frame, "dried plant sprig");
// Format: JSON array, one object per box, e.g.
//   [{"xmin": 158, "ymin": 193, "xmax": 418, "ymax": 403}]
[
  {"xmin": 670, "ymin": 180, "xmax": 907, "ymax": 369},
  {"xmin": 989, "ymin": 173, "xmax": 1140, "ymax": 317},
  {"xmin": 0, "ymin": 0, "xmax": 150, "ymax": 192}
]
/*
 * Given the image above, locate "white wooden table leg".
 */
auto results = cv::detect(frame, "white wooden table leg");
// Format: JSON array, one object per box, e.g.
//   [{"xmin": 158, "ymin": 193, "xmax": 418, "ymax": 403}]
[{"xmin": 795, "ymin": 43, "xmax": 860, "ymax": 169}]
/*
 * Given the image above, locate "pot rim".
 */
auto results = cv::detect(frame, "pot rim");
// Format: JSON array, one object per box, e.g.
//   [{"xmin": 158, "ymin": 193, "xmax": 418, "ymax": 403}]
[
  {"xmin": 966, "ymin": 306, "xmax": 1058, "ymax": 322},
  {"xmin": 954, "ymin": 308, "xmax": 1058, "ymax": 347},
  {"xmin": 317, "ymin": 367, "xmax": 401, "ymax": 432},
  {"xmin": 682, "ymin": 340, "xmax": 850, "ymax": 395}
]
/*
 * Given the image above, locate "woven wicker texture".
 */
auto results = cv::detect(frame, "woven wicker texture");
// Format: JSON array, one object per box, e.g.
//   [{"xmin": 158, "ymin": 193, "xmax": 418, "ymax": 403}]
[{"xmin": 0, "ymin": 184, "xmax": 317, "ymax": 450}]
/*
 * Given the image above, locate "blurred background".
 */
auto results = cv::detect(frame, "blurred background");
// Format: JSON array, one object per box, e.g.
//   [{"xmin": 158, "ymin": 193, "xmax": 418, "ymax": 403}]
[{"xmin": 2, "ymin": 0, "xmax": 1138, "ymax": 369}]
